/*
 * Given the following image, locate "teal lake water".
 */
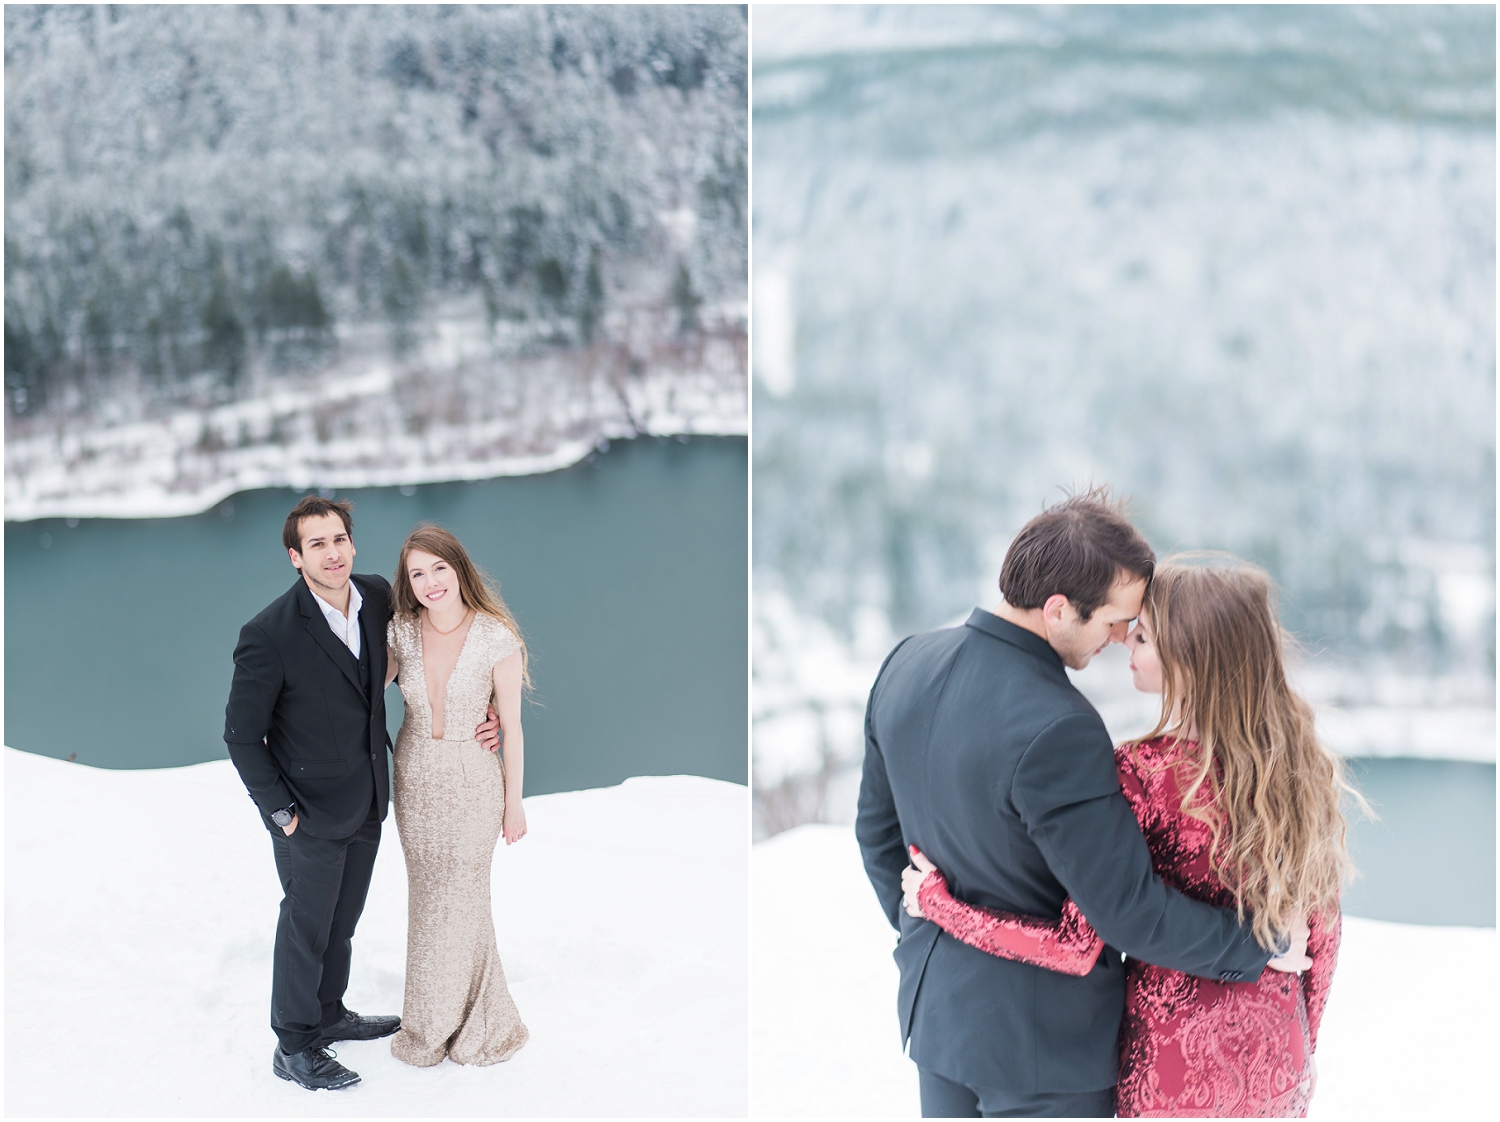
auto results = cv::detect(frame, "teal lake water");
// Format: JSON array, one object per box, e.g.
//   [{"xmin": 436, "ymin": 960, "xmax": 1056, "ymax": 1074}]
[
  {"xmin": 1342, "ymin": 757, "xmax": 1493, "ymax": 928},
  {"xmin": 5, "ymin": 436, "xmax": 747, "ymax": 795}
]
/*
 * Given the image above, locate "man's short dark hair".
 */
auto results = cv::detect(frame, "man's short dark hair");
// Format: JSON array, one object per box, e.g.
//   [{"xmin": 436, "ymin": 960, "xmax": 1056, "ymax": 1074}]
[
  {"xmin": 283, "ymin": 495, "xmax": 354, "ymax": 555},
  {"xmin": 998, "ymin": 487, "xmax": 1155, "ymax": 621}
]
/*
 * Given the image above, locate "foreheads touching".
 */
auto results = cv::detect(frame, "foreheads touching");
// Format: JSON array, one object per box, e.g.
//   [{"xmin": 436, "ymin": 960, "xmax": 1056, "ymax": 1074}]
[
  {"xmin": 998, "ymin": 487, "xmax": 1155, "ymax": 620},
  {"xmin": 997, "ymin": 487, "xmax": 1154, "ymax": 668}
]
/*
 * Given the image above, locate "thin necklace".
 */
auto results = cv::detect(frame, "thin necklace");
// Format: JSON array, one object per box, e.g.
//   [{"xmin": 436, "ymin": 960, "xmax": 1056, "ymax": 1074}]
[{"xmin": 426, "ymin": 607, "xmax": 471, "ymax": 636}]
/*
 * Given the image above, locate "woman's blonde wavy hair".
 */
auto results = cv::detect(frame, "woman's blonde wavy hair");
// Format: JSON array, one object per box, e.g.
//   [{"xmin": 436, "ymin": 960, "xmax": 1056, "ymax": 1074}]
[
  {"xmin": 1128, "ymin": 554, "xmax": 1364, "ymax": 951},
  {"xmin": 391, "ymin": 523, "xmax": 531, "ymax": 691}
]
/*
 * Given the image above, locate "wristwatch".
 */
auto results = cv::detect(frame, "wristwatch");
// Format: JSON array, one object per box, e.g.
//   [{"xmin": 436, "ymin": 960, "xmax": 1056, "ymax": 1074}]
[{"xmin": 271, "ymin": 805, "xmax": 296, "ymax": 829}]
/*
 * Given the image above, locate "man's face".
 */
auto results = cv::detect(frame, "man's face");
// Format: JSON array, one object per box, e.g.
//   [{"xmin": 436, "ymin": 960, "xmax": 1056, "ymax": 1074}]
[
  {"xmin": 1045, "ymin": 576, "xmax": 1147, "ymax": 671},
  {"xmin": 289, "ymin": 512, "xmax": 355, "ymax": 597}
]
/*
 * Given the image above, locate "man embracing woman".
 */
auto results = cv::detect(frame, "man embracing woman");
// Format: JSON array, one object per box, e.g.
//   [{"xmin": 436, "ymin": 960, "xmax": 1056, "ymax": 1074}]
[{"xmin": 858, "ymin": 489, "xmax": 1356, "ymax": 1118}]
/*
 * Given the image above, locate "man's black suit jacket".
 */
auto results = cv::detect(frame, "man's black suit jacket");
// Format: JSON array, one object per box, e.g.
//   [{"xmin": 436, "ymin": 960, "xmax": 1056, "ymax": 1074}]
[
  {"xmin": 224, "ymin": 574, "xmax": 393, "ymax": 840},
  {"xmin": 856, "ymin": 609, "xmax": 1273, "ymax": 1095}
]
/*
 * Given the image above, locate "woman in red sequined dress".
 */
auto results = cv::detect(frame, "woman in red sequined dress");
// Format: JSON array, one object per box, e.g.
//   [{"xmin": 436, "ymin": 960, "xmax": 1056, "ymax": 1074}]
[{"xmin": 902, "ymin": 558, "xmax": 1357, "ymax": 1118}]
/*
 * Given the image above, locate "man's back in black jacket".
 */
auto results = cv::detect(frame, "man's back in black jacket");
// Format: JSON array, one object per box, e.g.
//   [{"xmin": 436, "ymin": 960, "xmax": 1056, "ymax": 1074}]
[{"xmin": 857, "ymin": 608, "xmax": 1272, "ymax": 1097}]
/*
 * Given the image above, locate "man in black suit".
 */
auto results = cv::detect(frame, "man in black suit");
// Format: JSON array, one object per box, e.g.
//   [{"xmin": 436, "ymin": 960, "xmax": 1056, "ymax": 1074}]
[
  {"xmin": 857, "ymin": 491, "xmax": 1308, "ymax": 1117},
  {"xmin": 224, "ymin": 496, "xmax": 404, "ymax": 1090}
]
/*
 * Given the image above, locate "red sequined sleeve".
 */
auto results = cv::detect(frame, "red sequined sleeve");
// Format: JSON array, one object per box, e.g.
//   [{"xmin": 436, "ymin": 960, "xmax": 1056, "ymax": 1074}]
[
  {"xmin": 1302, "ymin": 906, "xmax": 1341, "ymax": 1051},
  {"xmin": 916, "ymin": 871, "xmax": 1105, "ymax": 977}
]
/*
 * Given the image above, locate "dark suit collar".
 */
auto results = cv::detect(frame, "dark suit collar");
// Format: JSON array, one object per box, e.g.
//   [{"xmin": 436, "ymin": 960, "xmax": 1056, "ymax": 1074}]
[
  {"xmin": 964, "ymin": 607, "xmax": 1064, "ymax": 670},
  {"xmin": 293, "ymin": 578, "xmax": 367, "ymax": 698}
]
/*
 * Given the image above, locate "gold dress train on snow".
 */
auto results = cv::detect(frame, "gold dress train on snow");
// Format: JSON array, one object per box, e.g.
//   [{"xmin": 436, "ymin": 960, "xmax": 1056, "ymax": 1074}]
[{"xmin": 387, "ymin": 611, "xmax": 529, "ymax": 1067}]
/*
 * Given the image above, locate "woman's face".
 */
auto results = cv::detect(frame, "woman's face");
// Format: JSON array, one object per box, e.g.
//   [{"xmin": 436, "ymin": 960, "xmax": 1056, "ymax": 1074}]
[
  {"xmin": 406, "ymin": 548, "xmax": 464, "ymax": 612},
  {"xmin": 1126, "ymin": 611, "xmax": 1164, "ymax": 694}
]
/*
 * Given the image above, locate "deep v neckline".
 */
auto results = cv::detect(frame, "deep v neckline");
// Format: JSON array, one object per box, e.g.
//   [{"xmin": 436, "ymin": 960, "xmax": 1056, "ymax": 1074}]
[{"xmin": 417, "ymin": 611, "xmax": 478, "ymax": 741}]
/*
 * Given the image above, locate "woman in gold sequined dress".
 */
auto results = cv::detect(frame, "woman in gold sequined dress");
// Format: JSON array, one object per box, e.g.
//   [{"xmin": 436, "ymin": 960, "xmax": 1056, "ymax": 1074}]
[{"xmin": 382, "ymin": 523, "xmax": 530, "ymax": 1067}]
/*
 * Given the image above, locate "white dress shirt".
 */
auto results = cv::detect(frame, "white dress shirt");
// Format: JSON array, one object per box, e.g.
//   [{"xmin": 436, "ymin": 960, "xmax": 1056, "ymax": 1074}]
[{"xmin": 313, "ymin": 578, "xmax": 363, "ymax": 658}]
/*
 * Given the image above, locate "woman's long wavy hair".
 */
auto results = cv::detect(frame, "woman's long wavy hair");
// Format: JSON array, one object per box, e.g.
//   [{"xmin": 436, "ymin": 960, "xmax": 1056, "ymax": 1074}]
[
  {"xmin": 391, "ymin": 523, "xmax": 530, "ymax": 691},
  {"xmin": 1128, "ymin": 554, "xmax": 1363, "ymax": 951}
]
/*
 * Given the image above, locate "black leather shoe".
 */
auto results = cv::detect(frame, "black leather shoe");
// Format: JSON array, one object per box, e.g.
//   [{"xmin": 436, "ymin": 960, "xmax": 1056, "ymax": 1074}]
[
  {"xmin": 321, "ymin": 1010, "xmax": 401, "ymax": 1043},
  {"xmin": 272, "ymin": 1045, "xmax": 361, "ymax": 1090}
]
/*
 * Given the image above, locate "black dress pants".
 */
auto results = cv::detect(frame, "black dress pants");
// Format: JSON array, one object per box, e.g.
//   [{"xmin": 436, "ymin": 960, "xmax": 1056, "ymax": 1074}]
[
  {"xmin": 918, "ymin": 1066, "xmax": 1115, "ymax": 1118},
  {"xmin": 265, "ymin": 798, "xmax": 381, "ymax": 1053}
]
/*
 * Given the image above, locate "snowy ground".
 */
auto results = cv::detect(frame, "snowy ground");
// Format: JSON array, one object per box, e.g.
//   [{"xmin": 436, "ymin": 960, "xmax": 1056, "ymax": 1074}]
[
  {"xmin": 752, "ymin": 825, "xmax": 1496, "ymax": 1118},
  {"xmin": 5, "ymin": 747, "xmax": 748, "ymax": 1117}
]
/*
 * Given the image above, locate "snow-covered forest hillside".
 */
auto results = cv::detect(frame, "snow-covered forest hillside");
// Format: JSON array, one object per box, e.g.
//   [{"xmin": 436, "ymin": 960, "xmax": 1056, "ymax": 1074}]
[{"xmin": 5, "ymin": 5, "xmax": 747, "ymax": 518}]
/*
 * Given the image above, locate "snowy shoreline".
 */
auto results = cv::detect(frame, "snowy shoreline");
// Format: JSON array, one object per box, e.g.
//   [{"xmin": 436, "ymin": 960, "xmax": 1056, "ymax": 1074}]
[
  {"xmin": 753, "ymin": 592, "xmax": 1493, "ymax": 833},
  {"xmin": 5, "ymin": 320, "xmax": 747, "ymax": 522},
  {"xmin": 4, "ymin": 747, "xmax": 749, "ymax": 1116}
]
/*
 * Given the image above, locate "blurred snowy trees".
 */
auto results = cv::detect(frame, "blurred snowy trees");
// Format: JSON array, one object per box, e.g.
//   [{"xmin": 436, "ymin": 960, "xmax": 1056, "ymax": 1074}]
[{"xmin": 752, "ymin": 6, "xmax": 1494, "ymax": 683}]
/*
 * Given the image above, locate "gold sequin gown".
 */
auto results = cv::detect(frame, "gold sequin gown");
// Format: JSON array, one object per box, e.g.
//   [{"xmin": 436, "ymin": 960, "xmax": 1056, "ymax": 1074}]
[{"xmin": 387, "ymin": 611, "xmax": 529, "ymax": 1067}]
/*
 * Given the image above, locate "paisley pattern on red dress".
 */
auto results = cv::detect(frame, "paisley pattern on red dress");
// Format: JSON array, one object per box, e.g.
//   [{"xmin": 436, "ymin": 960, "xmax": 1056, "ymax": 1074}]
[{"xmin": 915, "ymin": 735, "xmax": 1341, "ymax": 1118}]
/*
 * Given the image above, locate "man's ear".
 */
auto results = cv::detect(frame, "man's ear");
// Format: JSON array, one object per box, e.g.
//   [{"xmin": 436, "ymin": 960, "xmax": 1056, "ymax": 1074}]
[
  {"xmin": 1041, "ymin": 593, "xmax": 1073, "ymax": 626},
  {"xmin": 289, "ymin": 548, "xmax": 303, "ymax": 571}
]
